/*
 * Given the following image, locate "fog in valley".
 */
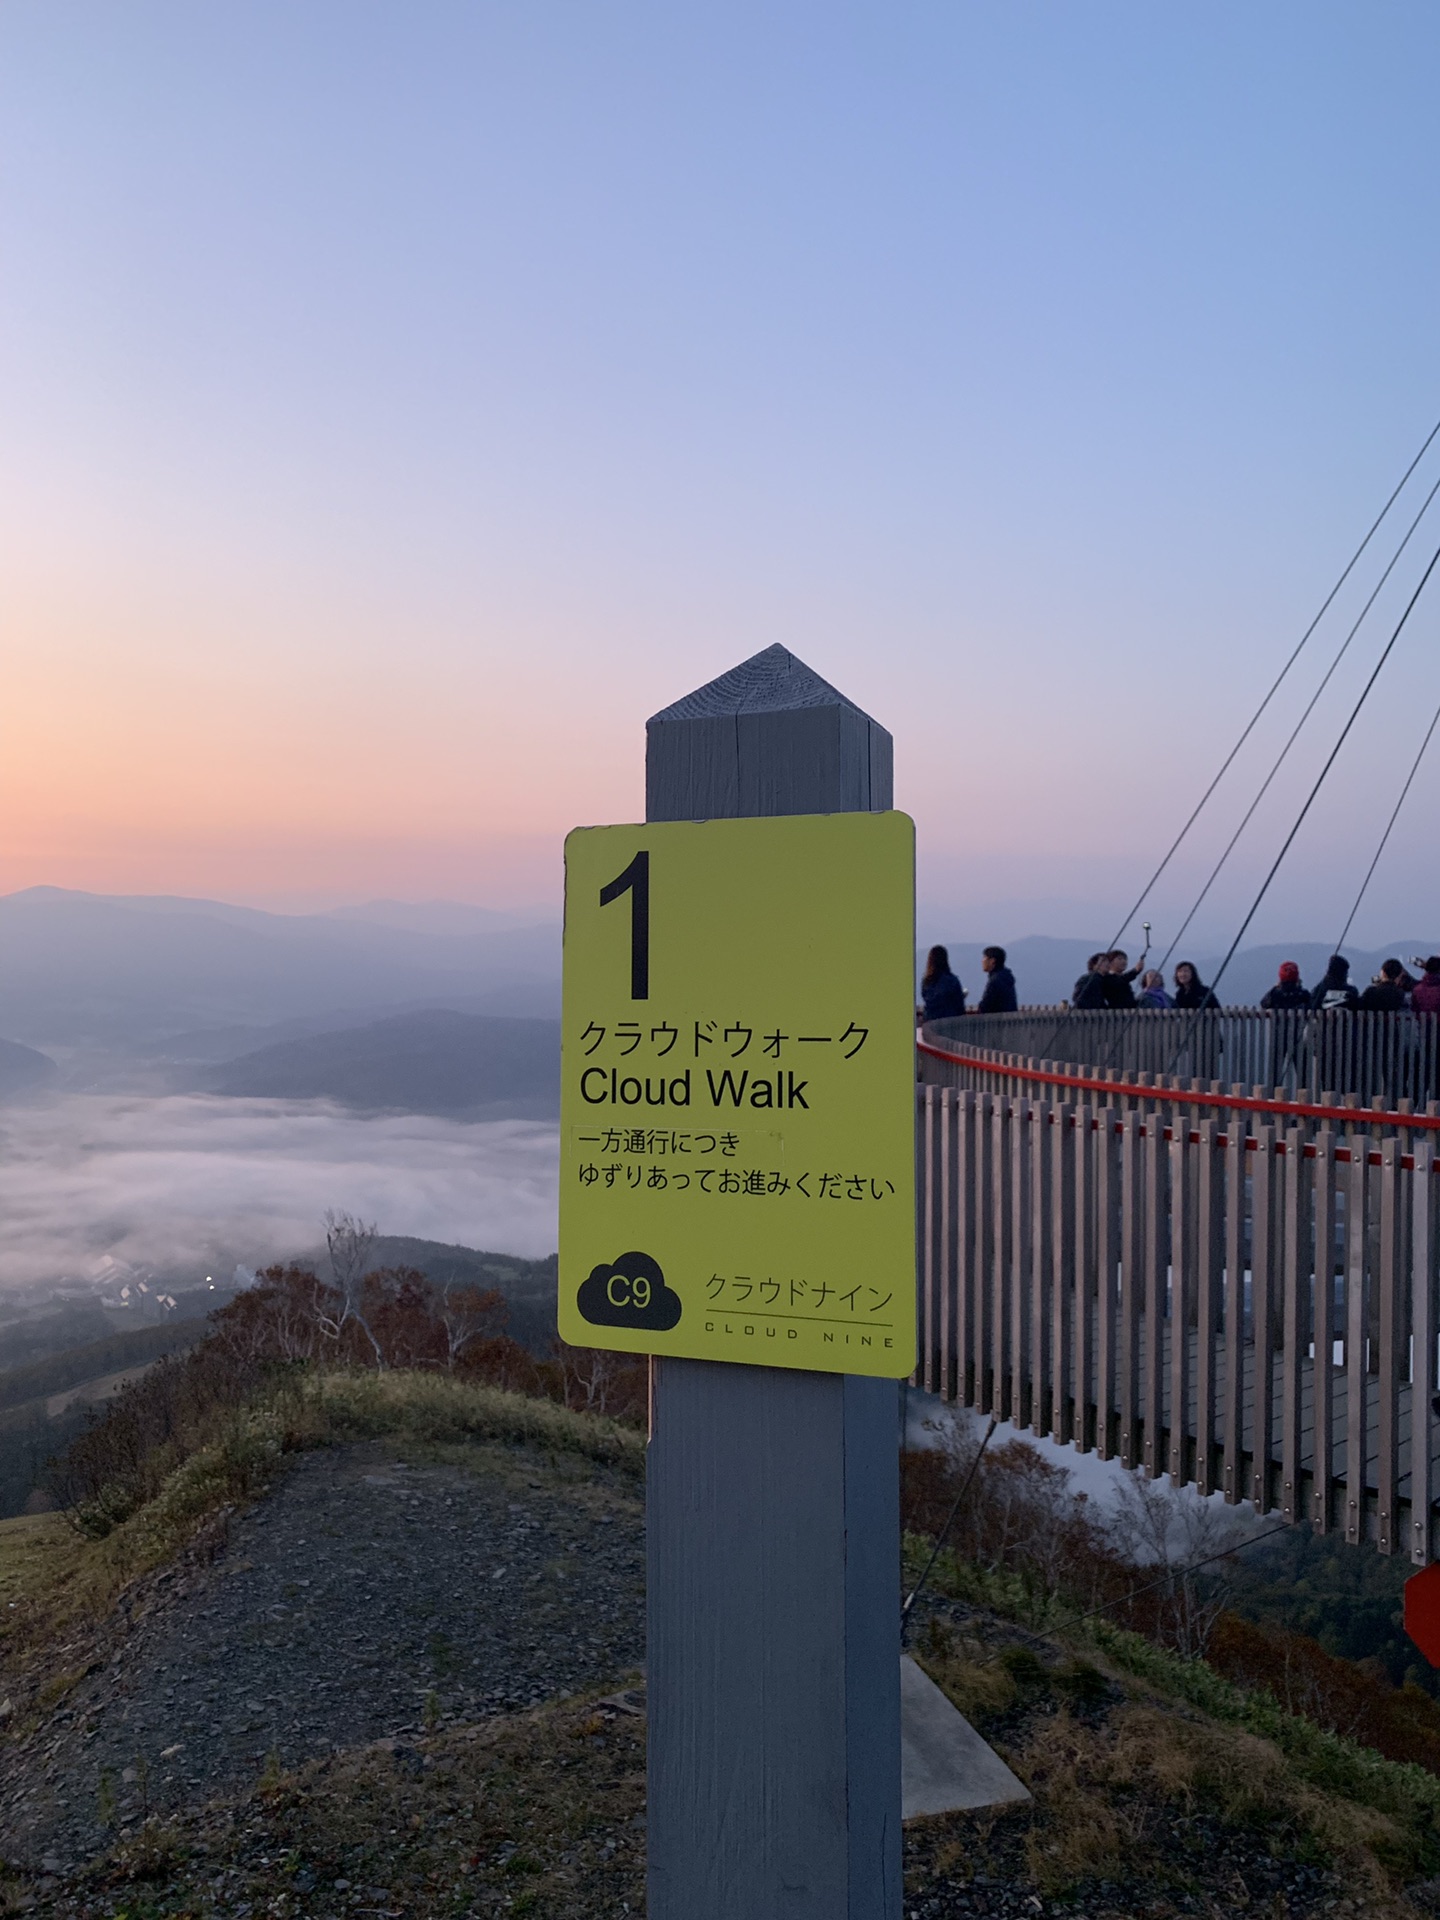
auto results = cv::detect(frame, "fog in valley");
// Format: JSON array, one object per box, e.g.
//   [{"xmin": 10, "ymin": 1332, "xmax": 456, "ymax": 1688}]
[
  {"xmin": 0, "ymin": 1096, "xmax": 560, "ymax": 1307},
  {"xmin": 3, "ymin": 884, "xmax": 1433, "ymax": 1321},
  {"xmin": 0, "ymin": 890, "xmax": 568, "ymax": 1326}
]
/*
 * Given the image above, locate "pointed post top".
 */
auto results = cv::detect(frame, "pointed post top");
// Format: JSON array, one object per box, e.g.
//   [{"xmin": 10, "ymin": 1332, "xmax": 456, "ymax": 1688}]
[
  {"xmin": 646, "ymin": 645, "xmax": 892, "ymax": 822},
  {"xmin": 648, "ymin": 644, "xmax": 869, "ymax": 725}
]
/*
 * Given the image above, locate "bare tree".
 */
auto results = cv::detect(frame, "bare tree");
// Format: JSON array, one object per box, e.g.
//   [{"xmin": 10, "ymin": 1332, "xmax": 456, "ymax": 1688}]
[
  {"xmin": 323, "ymin": 1210, "xmax": 384, "ymax": 1368},
  {"xmin": 437, "ymin": 1280, "xmax": 507, "ymax": 1371},
  {"xmin": 560, "ymin": 1342, "xmax": 625, "ymax": 1414},
  {"xmin": 1109, "ymin": 1472, "xmax": 1253, "ymax": 1658}
]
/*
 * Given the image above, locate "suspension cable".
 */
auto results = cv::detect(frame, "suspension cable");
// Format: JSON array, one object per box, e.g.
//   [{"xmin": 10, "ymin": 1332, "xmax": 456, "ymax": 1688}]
[
  {"xmin": 1334, "ymin": 686, "xmax": 1440, "ymax": 954},
  {"xmin": 1100, "ymin": 411, "xmax": 1440, "ymax": 954},
  {"xmin": 1154, "ymin": 464, "xmax": 1440, "ymax": 979},
  {"xmin": 1018, "ymin": 413, "xmax": 1440, "ymax": 1058},
  {"xmin": 1166, "ymin": 536, "xmax": 1440, "ymax": 1068}
]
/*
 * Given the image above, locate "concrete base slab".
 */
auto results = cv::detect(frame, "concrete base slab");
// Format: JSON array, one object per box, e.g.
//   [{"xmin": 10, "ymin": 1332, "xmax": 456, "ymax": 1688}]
[{"xmin": 900, "ymin": 1653, "xmax": 1032, "ymax": 1820}]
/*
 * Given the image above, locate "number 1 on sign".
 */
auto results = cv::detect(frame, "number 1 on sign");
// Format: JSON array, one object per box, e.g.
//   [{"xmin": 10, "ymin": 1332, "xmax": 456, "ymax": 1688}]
[{"xmin": 600, "ymin": 850, "xmax": 649, "ymax": 1000}]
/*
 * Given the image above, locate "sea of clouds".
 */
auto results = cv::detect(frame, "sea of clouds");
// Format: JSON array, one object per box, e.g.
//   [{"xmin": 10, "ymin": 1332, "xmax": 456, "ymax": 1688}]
[{"xmin": 0, "ymin": 1094, "xmax": 561, "ymax": 1298}]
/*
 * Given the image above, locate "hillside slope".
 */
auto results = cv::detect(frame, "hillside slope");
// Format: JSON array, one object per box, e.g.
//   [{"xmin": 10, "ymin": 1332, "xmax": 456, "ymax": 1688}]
[
  {"xmin": 4, "ymin": 1373, "xmax": 1440, "ymax": 1915},
  {"xmin": 205, "ymin": 1009, "xmax": 559, "ymax": 1116}
]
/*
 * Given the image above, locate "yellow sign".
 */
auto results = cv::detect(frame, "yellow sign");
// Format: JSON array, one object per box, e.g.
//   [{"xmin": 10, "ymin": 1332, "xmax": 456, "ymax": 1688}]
[{"xmin": 558, "ymin": 811, "xmax": 915, "ymax": 1378}]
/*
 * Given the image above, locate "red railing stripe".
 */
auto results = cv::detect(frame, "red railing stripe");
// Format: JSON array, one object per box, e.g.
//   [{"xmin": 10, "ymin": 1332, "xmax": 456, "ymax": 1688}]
[{"xmin": 916, "ymin": 1035, "xmax": 1440, "ymax": 1133}]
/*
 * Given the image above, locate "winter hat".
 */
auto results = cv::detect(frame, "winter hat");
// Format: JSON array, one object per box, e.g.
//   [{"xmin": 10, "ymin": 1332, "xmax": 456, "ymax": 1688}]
[
  {"xmin": 1278, "ymin": 961, "xmax": 1300, "ymax": 984},
  {"xmin": 1426, "ymin": 957, "xmax": 1440, "ymax": 975}
]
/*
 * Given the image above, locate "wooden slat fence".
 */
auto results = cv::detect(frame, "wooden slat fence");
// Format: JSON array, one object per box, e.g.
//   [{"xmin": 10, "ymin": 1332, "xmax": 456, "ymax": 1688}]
[
  {"xmin": 938, "ymin": 1008, "xmax": 1440, "ymax": 1116},
  {"xmin": 915, "ymin": 1082, "xmax": 1440, "ymax": 1561}
]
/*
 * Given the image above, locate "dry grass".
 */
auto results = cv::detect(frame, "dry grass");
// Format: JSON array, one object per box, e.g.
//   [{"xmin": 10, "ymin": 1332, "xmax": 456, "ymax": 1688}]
[
  {"xmin": 0, "ymin": 1511, "xmax": 86, "ymax": 1619},
  {"xmin": 0, "ymin": 1373, "xmax": 644, "ymax": 1693},
  {"xmin": 908, "ymin": 1628, "xmax": 1434, "ymax": 1910},
  {"xmin": 1, "ymin": 1683, "xmax": 648, "ymax": 1919},
  {"xmin": 297, "ymin": 1369, "xmax": 645, "ymax": 1473}
]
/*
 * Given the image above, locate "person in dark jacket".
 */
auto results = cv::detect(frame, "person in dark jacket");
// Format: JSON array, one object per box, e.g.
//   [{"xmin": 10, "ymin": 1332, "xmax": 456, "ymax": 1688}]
[
  {"xmin": 1261, "ymin": 961, "xmax": 1310, "ymax": 1011},
  {"xmin": 975, "ymin": 945, "xmax": 1018, "ymax": 1014},
  {"xmin": 1073, "ymin": 953, "xmax": 1108, "ymax": 1009},
  {"xmin": 1311, "ymin": 955, "xmax": 1359, "ymax": 1013},
  {"xmin": 1359, "ymin": 959, "xmax": 1410, "ymax": 1013},
  {"xmin": 1101, "ymin": 948, "xmax": 1146, "ymax": 1010},
  {"xmin": 1412, "ymin": 957, "xmax": 1440, "ymax": 1016},
  {"xmin": 919, "ymin": 945, "xmax": 966, "ymax": 1021},
  {"xmin": 1172, "ymin": 961, "xmax": 1220, "ymax": 1010}
]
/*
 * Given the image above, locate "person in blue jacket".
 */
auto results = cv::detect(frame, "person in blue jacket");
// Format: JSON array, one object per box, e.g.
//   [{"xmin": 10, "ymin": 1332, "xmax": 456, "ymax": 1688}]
[
  {"xmin": 919, "ymin": 945, "xmax": 967, "ymax": 1020},
  {"xmin": 975, "ymin": 946, "xmax": 1018, "ymax": 1013}
]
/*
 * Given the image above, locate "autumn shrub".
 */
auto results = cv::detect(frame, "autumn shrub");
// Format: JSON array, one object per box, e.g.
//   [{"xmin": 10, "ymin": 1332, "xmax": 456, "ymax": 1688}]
[
  {"xmin": 1207, "ymin": 1608, "xmax": 1440, "ymax": 1777},
  {"xmin": 46, "ymin": 1258, "xmax": 646, "ymax": 1535}
]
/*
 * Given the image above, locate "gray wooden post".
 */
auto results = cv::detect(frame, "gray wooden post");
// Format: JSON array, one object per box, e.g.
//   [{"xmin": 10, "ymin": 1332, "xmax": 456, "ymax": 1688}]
[{"xmin": 645, "ymin": 644, "xmax": 903, "ymax": 1920}]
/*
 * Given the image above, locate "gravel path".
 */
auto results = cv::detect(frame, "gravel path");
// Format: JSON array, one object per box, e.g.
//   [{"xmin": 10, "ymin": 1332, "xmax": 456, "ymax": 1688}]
[{"xmin": 1, "ymin": 1439, "xmax": 645, "ymax": 1869}]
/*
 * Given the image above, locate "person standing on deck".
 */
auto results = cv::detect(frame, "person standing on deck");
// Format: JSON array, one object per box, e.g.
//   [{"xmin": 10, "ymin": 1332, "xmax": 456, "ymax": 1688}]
[
  {"xmin": 1073, "ymin": 953, "xmax": 1108, "ymax": 1009},
  {"xmin": 1359, "ymin": 959, "xmax": 1410, "ymax": 1012},
  {"xmin": 974, "ymin": 946, "xmax": 1018, "ymax": 1014},
  {"xmin": 1137, "ymin": 969, "xmax": 1172, "ymax": 1008},
  {"xmin": 1172, "ymin": 962, "xmax": 1220, "ymax": 1010},
  {"xmin": 1101, "ymin": 947, "xmax": 1146, "ymax": 1009},
  {"xmin": 919, "ymin": 945, "xmax": 967, "ymax": 1021},
  {"xmin": 1261, "ymin": 961, "xmax": 1309, "ymax": 1010},
  {"xmin": 1412, "ymin": 957, "xmax": 1440, "ymax": 1015},
  {"xmin": 1311, "ymin": 955, "xmax": 1360, "ymax": 1012}
]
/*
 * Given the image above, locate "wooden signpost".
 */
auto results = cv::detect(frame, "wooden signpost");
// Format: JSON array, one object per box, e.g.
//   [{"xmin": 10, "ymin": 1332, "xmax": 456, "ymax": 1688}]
[{"xmin": 559, "ymin": 645, "xmax": 911, "ymax": 1919}]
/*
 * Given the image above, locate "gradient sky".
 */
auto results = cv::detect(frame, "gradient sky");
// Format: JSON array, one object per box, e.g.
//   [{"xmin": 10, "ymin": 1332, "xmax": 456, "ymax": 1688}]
[{"xmin": 6, "ymin": 3, "xmax": 1440, "ymax": 948}]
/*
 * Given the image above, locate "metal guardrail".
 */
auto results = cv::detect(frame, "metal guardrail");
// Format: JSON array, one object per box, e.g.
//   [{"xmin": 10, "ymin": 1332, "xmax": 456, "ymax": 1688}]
[{"xmin": 914, "ymin": 1076, "xmax": 1440, "ymax": 1562}]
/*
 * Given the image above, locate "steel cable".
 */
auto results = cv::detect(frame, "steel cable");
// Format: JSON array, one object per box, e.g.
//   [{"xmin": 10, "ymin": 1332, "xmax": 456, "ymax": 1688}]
[
  {"xmin": 1153, "ymin": 464, "xmax": 1440, "ymax": 981},
  {"xmin": 1026, "ymin": 411, "xmax": 1440, "ymax": 1059},
  {"xmin": 1165, "ymin": 536, "xmax": 1440, "ymax": 1072},
  {"xmin": 1334, "ymin": 686, "xmax": 1440, "ymax": 954}
]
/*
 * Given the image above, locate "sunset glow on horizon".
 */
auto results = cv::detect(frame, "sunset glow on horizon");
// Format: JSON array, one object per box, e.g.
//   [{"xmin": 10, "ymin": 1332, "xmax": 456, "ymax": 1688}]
[{"xmin": 8, "ymin": 4, "xmax": 1440, "ymax": 943}]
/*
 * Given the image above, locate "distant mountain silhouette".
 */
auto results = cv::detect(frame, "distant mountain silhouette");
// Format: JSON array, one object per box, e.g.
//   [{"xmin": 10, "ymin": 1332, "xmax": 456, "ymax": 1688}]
[
  {"xmin": 205, "ymin": 1009, "xmax": 559, "ymax": 1115},
  {"xmin": 0, "ymin": 1037, "xmax": 60, "ymax": 1101},
  {"xmin": 0, "ymin": 888, "xmax": 560, "ymax": 1051}
]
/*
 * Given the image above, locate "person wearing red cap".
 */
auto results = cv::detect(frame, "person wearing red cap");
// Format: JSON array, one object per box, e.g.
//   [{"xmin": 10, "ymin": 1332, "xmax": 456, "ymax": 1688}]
[{"xmin": 1262, "ymin": 961, "xmax": 1309, "ymax": 1011}]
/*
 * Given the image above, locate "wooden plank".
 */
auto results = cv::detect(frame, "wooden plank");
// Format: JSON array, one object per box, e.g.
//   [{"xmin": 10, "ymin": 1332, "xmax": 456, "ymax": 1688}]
[
  {"xmin": 918, "ymin": 1087, "xmax": 938, "ymax": 1393},
  {"xmin": 1345, "ymin": 1145, "xmax": 1369, "ymax": 1546},
  {"xmin": 955, "ymin": 1090, "xmax": 976, "ymax": 1405},
  {"xmin": 1051, "ymin": 1104, "xmax": 1075, "ymax": 1442},
  {"xmin": 1376, "ymin": 1140, "xmax": 1402, "ymax": 1554},
  {"xmin": 1169, "ymin": 1123, "xmax": 1192, "ymax": 1485},
  {"xmin": 1142, "ymin": 1117, "xmax": 1166, "ymax": 1479},
  {"xmin": 948, "ymin": 1098, "xmax": 971, "ymax": 1397},
  {"xmin": 1411, "ymin": 1146, "xmax": 1436, "ymax": 1565},
  {"xmin": 1097, "ymin": 1107, "xmax": 1119, "ymax": 1460},
  {"xmin": 1009, "ymin": 1099, "xmax": 1032, "ymax": 1427},
  {"xmin": 1194, "ymin": 1119, "xmax": 1220, "ymax": 1496},
  {"xmin": 1250, "ymin": 1127, "xmax": 1276, "ymax": 1511},
  {"xmin": 1119, "ymin": 1113, "xmax": 1142, "ymax": 1469},
  {"xmin": 1280, "ymin": 1126, "xmax": 1307, "ymax": 1525},
  {"xmin": 1074, "ymin": 1105, "xmax": 1097, "ymax": 1452},
  {"xmin": 1312, "ymin": 1131, "xmax": 1337, "ymax": 1533},
  {"xmin": 1222, "ymin": 1121, "xmax": 1246, "ymax": 1505},
  {"xmin": 974, "ymin": 1093, "xmax": 995, "ymax": 1413},
  {"xmin": 646, "ymin": 646, "xmax": 901, "ymax": 1920},
  {"xmin": 1029, "ymin": 1102, "xmax": 1051, "ymax": 1435},
  {"xmin": 989, "ymin": 1093, "xmax": 1010, "ymax": 1416}
]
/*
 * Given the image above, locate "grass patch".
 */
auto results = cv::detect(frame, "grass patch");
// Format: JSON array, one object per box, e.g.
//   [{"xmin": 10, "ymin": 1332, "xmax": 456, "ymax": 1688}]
[
  {"xmin": 907, "ymin": 1535, "xmax": 1440, "ymax": 1895},
  {"xmin": 296, "ymin": 1370, "xmax": 644, "ymax": 1474},
  {"xmin": 0, "ymin": 1511, "xmax": 87, "ymax": 1617},
  {"xmin": 10, "ymin": 1685, "xmax": 647, "ymax": 1920},
  {"xmin": 1, "ymin": 1373, "xmax": 642, "ymax": 1682}
]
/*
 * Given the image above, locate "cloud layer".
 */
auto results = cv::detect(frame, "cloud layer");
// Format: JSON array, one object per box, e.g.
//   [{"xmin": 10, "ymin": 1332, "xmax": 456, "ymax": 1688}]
[{"xmin": 0, "ymin": 1094, "xmax": 560, "ymax": 1297}]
